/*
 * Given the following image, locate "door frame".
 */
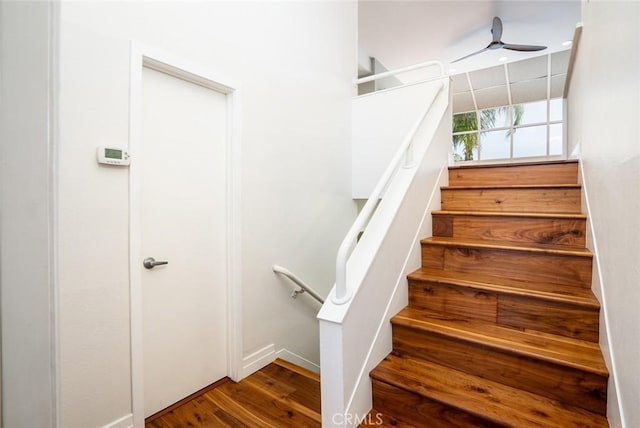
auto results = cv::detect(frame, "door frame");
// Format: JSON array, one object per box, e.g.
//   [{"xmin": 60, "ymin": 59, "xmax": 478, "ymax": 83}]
[{"xmin": 128, "ymin": 42, "xmax": 242, "ymax": 428}]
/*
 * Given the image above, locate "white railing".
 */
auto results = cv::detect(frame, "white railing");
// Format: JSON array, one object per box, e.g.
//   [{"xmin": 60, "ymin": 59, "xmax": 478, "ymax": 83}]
[
  {"xmin": 319, "ymin": 73, "xmax": 450, "ymax": 426},
  {"xmin": 333, "ymin": 64, "xmax": 445, "ymax": 305},
  {"xmin": 356, "ymin": 60, "xmax": 445, "ymax": 85},
  {"xmin": 273, "ymin": 265, "xmax": 325, "ymax": 304}
]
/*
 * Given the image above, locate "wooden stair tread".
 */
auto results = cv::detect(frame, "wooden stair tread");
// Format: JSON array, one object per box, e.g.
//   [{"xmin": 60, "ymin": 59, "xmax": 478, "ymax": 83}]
[
  {"xmin": 422, "ymin": 236, "xmax": 592, "ymax": 257},
  {"xmin": 371, "ymin": 354, "xmax": 608, "ymax": 427},
  {"xmin": 360, "ymin": 409, "xmax": 414, "ymax": 427},
  {"xmin": 432, "ymin": 210, "xmax": 587, "ymax": 219},
  {"xmin": 392, "ymin": 307, "xmax": 608, "ymax": 376},
  {"xmin": 441, "ymin": 184, "xmax": 581, "ymax": 190},
  {"xmin": 448, "ymin": 159, "xmax": 579, "ymax": 170},
  {"xmin": 409, "ymin": 268, "xmax": 600, "ymax": 309}
]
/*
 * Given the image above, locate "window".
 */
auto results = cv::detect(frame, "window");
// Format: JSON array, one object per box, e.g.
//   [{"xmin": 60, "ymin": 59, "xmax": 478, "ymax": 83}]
[{"xmin": 452, "ymin": 98, "xmax": 564, "ymax": 162}]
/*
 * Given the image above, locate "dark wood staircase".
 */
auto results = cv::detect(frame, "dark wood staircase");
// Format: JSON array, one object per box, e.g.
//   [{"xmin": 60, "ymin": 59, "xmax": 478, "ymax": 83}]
[{"xmin": 365, "ymin": 160, "xmax": 609, "ymax": 427}]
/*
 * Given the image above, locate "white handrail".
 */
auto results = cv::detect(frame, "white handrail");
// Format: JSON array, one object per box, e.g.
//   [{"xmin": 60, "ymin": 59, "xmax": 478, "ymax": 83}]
[
  {"xmin": 273, "ymin": 265, "xmax": 325, "ymax": 304},
  {"xmin": 356, "ymin": 60, "xmax": 445, "ymax": 85},
  {"xmin": 333, "ymin": 80, "xmax": 446, "ymax": 305}
]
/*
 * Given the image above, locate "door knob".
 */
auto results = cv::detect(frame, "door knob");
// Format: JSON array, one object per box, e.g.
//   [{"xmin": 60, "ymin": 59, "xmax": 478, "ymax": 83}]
[{"xmin": 143, "ymin": 257, "xmax": 168, "ymax": 270}]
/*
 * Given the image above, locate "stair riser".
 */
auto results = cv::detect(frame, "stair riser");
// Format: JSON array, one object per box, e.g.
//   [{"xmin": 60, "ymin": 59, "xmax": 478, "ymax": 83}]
[
  {"xmin": 498, "ymin": 295, "xmax": 600, "ymax": 342},
  {"xmin": 422, "ymin": 245, "xmax": 592, "ymax": 288},
  {"xmin": 392, "ymin": 325, "xmax": 608, "ymax": 415},
  {"xmin": 432, "ymin": 215, "xmax": 586, "ymax": 248},
  {"xmin": 409, "ymin": 282, "xmax": 600, "ymax": 342},
  {"xmin": 409, "ymin": 281, "xmax": 496, "ymax": 323},
  {"xmin": 441, "ymin": 187, "xmax": 582, "ymax": 213},
  {"xmin": 448, "ymin": 162, "xmax": 579, "ymax": 186},
  {"xmin": 371, "ymin": 380, "xmax": 504, "ymax": 428}
]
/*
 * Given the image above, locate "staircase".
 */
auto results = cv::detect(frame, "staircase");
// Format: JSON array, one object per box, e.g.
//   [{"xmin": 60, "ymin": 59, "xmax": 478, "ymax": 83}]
[{"xmin": 366, "ymin": 160, "xmax": 609, "ymax": 427}]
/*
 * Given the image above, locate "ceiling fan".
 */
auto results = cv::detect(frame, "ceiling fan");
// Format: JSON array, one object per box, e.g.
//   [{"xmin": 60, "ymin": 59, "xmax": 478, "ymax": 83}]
[{"xmin": 452, "ymin": 16, "xmax": 547, "ymax": 63}]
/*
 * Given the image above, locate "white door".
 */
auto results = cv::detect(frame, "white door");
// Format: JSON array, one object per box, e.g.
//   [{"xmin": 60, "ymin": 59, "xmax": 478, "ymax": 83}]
[{"xmin": 140, "ymin": 66, "xmax": 228, "ymax": 417}]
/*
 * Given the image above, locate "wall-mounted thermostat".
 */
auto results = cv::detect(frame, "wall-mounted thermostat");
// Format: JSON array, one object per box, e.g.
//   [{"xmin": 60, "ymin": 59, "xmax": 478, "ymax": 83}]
[{"xmin": 97, "ymin": 146, "xmax": 130, "ymax": 166}]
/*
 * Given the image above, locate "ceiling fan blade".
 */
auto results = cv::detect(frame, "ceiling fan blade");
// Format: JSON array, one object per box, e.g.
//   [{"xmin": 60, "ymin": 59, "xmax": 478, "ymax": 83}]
[
  {"xmin": 502, "ymin": 43, "xmax": 547, "ymax": 52},
  {"xmin": 491, "ymin": 16, "xmax": 503, "ymax": 42},
  {"xmin": 451, "ymin": 47, "xmax": 490, "ymax": 63}
]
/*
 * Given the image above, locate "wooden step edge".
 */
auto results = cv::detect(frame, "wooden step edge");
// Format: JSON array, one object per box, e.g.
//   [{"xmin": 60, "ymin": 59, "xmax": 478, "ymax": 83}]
[
  {"xmin": 370, "ymin": 354, "xmax": 608, "ymax": 428},
  {"xmin": 441, "ymin": 183, "xmax": 582, "ymax": 190},
  {"xmin": 421, "ymin": 237, "xmax": 593, "ymax": 258},
  {"xmin": 407, "ymin": 271, "xmax": 600, "ymax": 309},
  {"xmin": 370, "ymin": 363, "xmax": 506, "ymax": 428},
  {"xmin": 272, "ymin": 358, "xmax": 320, "ymax": 382},
  {"xmin": 448, "ymin": 159, "xmax": 578, "ymax": 170},
  {"xmin": 391, "ymin": 313, "xmax": 608, "ymax": 376},
  {"xmin": 431, "ymin": 210, "xmax": 587, "ymax": 219},
  {"xmin": 359, "ymin": 409, "xmax": 409, "ymax": 427}
]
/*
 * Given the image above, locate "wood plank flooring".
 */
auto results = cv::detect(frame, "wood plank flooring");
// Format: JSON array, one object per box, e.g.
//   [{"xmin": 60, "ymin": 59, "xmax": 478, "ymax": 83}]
[{"xmin": 146, "ymin": 359, "xmax": 320, "ymax": 428}]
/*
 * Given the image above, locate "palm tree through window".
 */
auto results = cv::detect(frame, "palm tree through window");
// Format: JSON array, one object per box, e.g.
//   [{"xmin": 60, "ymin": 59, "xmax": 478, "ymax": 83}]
[{"xmin": 452, "ymin": 99, "xmax": 563, "ymax": 162}]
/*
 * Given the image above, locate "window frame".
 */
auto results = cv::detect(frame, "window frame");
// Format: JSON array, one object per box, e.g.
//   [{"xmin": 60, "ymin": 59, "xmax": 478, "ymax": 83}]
[{"xmin": 452, "ymin": 98, "xmax": 565, "ymax": 162}]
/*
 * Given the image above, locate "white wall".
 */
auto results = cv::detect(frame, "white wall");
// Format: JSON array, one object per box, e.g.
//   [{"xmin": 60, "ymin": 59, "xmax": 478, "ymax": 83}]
[
  {"xmin": 566, "ymin": 1, "xmax": 639, "ymax": 427},
  {"xmin": 56, "ymin": 2, "xmax": 356, "ymax": 427},
  {"xmin": 0, "ymin": 2, "xmax": 57, "ymax": 427},
  {"xmin": 352, "ymin": 80, "xmax": 446, "ymax": 198}
]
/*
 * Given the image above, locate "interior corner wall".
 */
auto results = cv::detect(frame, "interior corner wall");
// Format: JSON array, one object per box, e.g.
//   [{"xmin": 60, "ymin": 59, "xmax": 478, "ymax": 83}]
[
  {"xmin": 566, "ymin": 1, "xmax": 640, "ymax": 427},
  {"xmin": 0, "ymin": 2, "xmax": 56, "ymax": 426},
  {"xmin": 56, "ymin": 2, "xmax": 356, "ymax": 426}
]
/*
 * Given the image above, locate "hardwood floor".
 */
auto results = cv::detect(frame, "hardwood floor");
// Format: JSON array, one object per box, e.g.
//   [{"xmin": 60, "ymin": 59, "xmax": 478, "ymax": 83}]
[{"xmin": 146, "ymin": 359, "xmax": 321, "ymax": 428}]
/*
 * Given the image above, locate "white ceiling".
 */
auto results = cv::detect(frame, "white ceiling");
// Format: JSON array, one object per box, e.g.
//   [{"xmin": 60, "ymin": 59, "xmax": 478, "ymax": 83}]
[
  {"xmin": 359, "ymin": 0, "xmax": 581, "ymax": 79},
  {"xmin": 451, "ymin": 50, "xmax": 570, "ymax": 113}
]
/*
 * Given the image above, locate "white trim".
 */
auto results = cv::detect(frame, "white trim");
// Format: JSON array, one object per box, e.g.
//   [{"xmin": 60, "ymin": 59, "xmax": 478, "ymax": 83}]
[
  {"xmin": 240, "ymin": 344, "xmax": 276, "ymax": 379},
  {"xmin": 579, "ymin": 162, "xmax": 626, "ymax": 426},
  {"xmin": 128, "ymin": 44, "xmax": 144, "ymax": 428},
  {"xmin": 128, "ymin": 42, "xmax": 242, "ymax": 427},
  {"xmin": 226, "ymin": 70, "xmax": 244, "ymax": 383},
  {"xmin": 354, "ymin": 75, "xmax": 445, "ymax": 100},
  {"xmin": 275, "ymin": 348, "xmax": 320, "ymax": 374},
  {"xmin": 355, "ymin": 59, "xmax": 444, "ymax": 84},
  {"xmin": 102, "ymin": 413, "xmax": 134, "ymax": 428},
  {"xmin": 546, "ymin": 54, "xmax": 552, "ymax": 157},
  {"xmin": 48, "ymin": 1, "xmax": 61, "ymax": 426},
  {"xmin": 564, "ymin": 23, "xmax": 583, "ymax": 99},
  {"xmin": 452, "ymin": 119, "xmax": 564, "ymax": 135}
]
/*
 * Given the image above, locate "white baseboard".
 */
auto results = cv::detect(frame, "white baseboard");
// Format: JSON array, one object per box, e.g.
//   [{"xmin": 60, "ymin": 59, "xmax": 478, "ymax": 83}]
[
  {"xmin": 240, "ymin": 344, "xmax": 320, "ymax": 379},
  {"xmin": 275, "ymin": 348, "xmax": 320, "ymax": 374},
  {"xmin": 102, "ymin": 413, "xmax": 133, "ymax": 428},
  {"xmin": 579, "ymin": 162, "xmax": 625, "ymax": 427},
  {"xmin": 239, "ymin": 343, "xmax": 276, "ymax": 379}
]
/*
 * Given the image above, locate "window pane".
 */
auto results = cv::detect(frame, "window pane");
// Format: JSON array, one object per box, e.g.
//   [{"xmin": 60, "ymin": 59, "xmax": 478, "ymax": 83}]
[
  {"xmin": 513, "ymin": 125, "xmax": 547, "ymax": 157},
  {"xmin": 480, "ymin": 130, "xmax": 510, "ymax": 160},
  {"xmin": 452, "ymin": 133, "xmax": 478, "ymax": 161},
  {"xmin": 453, "ymin": 112, "xmax": 477, "ymax": 133},
  {"xmin": 516, "ymin": 100, "xmax": 547, "ymax": 125},
  {"xmin": 479, "ymin": 107, "xmax": 510, "ymax": 129},
  {"xmin": 550, "ymin": 123, "xmax": 563, "ymax": 155},
  {"xmin": 550, "ymin": 98, "xmax": 563, "ymax": 121}
]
